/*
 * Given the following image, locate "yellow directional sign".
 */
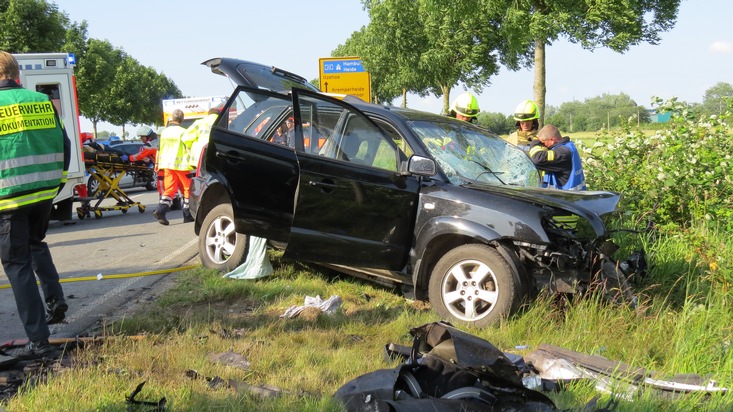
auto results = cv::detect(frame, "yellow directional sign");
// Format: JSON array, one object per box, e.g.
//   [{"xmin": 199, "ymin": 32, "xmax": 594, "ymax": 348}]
[{"xmin": 319, "ymin": 57, "xmax": 371, "ymax": 103}]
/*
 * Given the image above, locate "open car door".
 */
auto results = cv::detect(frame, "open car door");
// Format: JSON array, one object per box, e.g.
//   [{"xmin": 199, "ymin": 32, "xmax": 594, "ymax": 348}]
[
  {"xmin": 284, "ymin": 90, "xmax": 421, "ymax": 270},
  {"xmin": 206, "ymin": 87, "xmax": 298, "ymax": 242}
]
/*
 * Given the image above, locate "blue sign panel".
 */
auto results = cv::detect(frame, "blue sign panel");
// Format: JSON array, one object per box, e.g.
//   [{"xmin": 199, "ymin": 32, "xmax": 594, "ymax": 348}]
[{"xmin": 322, "ymin": 59, "xmax": 364, "ymax": 74}]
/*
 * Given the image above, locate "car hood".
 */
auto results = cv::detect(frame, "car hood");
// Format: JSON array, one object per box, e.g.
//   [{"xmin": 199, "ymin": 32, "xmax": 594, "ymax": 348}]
[
  {"xmin": 202, "ymin": 57, "xmax": 320, "ymax": 94},
  {"xmin": 465, "ymin": 184, "xmax": 621, "ymax": 232}
]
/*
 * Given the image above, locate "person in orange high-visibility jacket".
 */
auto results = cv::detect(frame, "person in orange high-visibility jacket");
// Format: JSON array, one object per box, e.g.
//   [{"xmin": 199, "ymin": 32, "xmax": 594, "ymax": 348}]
[
  {"xmin": 152, "ymin": 109, "xmax": 194, "ymax": 225},
  {"xmin": 130, "ymin": 125, "xmax": 162, "ymax": 195},
  {"xmin": 0, "ymin": 51, "xmax": 69, "ymax": 359}
]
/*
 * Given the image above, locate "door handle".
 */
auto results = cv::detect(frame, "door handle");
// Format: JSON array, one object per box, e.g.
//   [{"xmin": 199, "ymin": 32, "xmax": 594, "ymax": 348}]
[
  {"xmin": 308, "ymin": 179, "xmax": 337, "ymax": 193},
  {"xmin": 216, "ymin": 151, "xmax": 243, "ymax": 161}
]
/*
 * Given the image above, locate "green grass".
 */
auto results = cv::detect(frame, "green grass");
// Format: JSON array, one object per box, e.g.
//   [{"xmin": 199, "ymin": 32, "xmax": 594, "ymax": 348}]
[{"xmin": 5, "ymin": 226, "xmax": 733, "ymax": 411}]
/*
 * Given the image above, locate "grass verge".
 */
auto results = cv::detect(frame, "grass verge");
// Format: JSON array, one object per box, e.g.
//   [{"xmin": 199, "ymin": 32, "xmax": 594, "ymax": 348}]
[{"xmin": 5, "ymin": 231, "xmax": 733, "ymax": 411}]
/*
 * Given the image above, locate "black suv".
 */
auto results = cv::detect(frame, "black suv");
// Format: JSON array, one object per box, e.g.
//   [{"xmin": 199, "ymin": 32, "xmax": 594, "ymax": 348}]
[{"xmin": 190, "ymin": 58, "xmax": 641, "ymax": 326}]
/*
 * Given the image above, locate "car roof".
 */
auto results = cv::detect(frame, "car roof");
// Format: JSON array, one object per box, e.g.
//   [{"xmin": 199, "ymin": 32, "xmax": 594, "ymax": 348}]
[{"xmin": 202, "ymin": 58, "xmax": 320, "ymax": 94}]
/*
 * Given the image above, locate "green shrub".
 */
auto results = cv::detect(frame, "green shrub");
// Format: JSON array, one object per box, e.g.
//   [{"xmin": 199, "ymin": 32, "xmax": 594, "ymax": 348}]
[{"xmin": 581, "ymin": 97, "xmax": 733, "ymax": 230}]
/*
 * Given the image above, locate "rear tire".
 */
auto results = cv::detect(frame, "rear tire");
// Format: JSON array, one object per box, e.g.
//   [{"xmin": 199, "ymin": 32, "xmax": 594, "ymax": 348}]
[
  {"xmin": 428, "ymin": 244, "xmax": 522, "ymax": 327},
  {"xmin": 198, "ymin": 203, "xmax": 248, "ymax": 271}
]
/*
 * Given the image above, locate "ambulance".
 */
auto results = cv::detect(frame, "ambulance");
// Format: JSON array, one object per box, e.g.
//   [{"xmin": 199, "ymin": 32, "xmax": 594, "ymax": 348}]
[
  {"xmin": 161, "ymin": 96, "xmax": 226, "ymax": 128},
  {"xmin": 13, "ymin": 53, "xmax": 87, "ymax": 221}
]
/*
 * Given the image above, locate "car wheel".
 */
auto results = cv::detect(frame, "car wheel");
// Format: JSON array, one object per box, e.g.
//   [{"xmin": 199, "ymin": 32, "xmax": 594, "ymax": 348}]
[
  {"xmin": 198, "ymin": 203, "xmax": 248, "ymax": 271},
  {"xmin": 428, "ymin": 244, "xmax": 522, "ymax": 327},
  {"xmin": 87, "ymin": 175, "xmax": 101, "ymax": 196}
]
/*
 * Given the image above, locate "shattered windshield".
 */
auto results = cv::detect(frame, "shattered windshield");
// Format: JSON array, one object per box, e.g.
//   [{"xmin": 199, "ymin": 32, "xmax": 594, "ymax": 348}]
[{"xmin": 410, "ymin": 120, "xmax": 540, "ymax": 187}]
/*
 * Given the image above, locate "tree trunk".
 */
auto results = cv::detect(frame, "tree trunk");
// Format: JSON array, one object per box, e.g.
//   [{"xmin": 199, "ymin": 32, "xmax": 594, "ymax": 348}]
[
  {"xmin": 442, "ymin": 85, "xmax": 451, "ymax": 115},
  {"xmin": 402, "ymin": 88, "xmax": 408, "ymax": 108},
  {"xmin": 533, "ymin": 38, "xmax": 546, "ymax": 128}
]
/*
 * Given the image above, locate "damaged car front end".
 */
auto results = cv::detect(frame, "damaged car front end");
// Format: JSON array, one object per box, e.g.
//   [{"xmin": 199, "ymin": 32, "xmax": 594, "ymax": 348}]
[
  {"xmin": 408, "ymin": 126, "xmax": 646, "ymax": 326},
  {"xmin": 511, "ymin": 189, "xmax": 643, "ymax": 302}
]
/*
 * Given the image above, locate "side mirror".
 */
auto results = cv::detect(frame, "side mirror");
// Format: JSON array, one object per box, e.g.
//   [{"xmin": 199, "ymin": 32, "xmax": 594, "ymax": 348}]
[{"xmin": 400, "ymin": 155, "xmax": 436, "ymax": 177}]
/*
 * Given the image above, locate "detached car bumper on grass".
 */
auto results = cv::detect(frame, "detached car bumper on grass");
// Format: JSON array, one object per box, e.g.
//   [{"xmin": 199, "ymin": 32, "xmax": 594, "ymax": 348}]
[{"xmin": 190, "ymin": 57, "xmax": 645, "ymax": 327}]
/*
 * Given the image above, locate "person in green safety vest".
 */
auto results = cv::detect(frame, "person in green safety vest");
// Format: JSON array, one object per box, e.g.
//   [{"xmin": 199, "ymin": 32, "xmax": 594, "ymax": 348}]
[{"xmin": 0, "ymin": 51, "xmax": 71, "ymax": 359}]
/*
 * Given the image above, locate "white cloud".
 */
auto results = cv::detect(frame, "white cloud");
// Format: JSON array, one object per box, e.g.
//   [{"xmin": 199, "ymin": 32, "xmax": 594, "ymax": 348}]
[{"xmin": 709, "ymin": 41, "xmax": 733, "ymax": 54}]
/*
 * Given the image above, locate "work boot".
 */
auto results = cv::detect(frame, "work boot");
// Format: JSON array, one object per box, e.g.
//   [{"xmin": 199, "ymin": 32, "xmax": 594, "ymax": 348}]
[
  {"xmin": 17, "ymin": 340, "xmax": 60, "ymax": 361},
  {"xmin": 46, "ymin": 298, "xmax": 68, "ymax": 325},
  {"xmin": 182, "ymin": 207, "xmax": 194, "ymax": 223},
  {"xmin": 152, "ymin": 204, "xmax": 170, "ymax": 226}
]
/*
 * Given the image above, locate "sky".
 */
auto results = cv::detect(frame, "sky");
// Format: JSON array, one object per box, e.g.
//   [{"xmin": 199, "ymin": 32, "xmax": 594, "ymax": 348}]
[{"xmin": 51, "ymin": 0, "xmax": 733, "ymax": 137}]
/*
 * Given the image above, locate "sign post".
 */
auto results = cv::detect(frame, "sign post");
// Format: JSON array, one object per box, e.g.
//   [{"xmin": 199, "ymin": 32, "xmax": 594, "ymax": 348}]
[{"xmin": 319, "ymin": 57, "xmax": 371, "ymax": 103}]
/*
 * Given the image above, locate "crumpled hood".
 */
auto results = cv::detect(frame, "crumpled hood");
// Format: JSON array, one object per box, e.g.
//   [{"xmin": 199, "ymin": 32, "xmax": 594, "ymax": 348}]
[{"xmin": 465, "ymin": 184, "xmax": 621, "ymax": 235}]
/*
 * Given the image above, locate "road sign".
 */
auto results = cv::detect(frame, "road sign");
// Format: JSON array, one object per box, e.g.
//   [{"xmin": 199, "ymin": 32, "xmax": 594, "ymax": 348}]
[{"xmin": 319, "ymin": 57, "xmax": 371, "ymax": 102}]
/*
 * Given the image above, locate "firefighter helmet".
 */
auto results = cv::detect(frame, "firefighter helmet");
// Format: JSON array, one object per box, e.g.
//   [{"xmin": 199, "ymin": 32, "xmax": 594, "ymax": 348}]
[
  {"xmin": 513, "ymin": 100, "xmax": 540, "ymax": 121},
  {"xmin": 450, "ymin": 92, "xmax": 480, "ymax": 118}
]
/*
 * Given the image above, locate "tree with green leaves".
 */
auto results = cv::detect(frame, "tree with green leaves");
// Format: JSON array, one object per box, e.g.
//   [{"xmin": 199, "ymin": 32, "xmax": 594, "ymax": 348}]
[
  {"xmin": 702, "ymin": 82, "xmax": 733, "ymax": 116},
  {"xmin": 333, "ymin": 25, "xmax": 404, "ymax": 105},
  {"xmin": 416, "ymin": 0, "xmax": 508, "ymax": 114},
  {"xmin": 360, "ymin": 0, "xmax": 429, "ymax": 106},
  {"xmin": 475, "ymin": 111, "xmax": 513, "ymax": 135},
  {"xmin": 340, "ymin": 0, "xmax": 511, "ymax": 113},
  {"xmin": 496, "ymin": 0, "xmax": 681, "ymax": 126},
  {"xmin": 546, "ymin": 93, "xmax": 649, "ymax": 132},
  {"xmin": 74, "ymin": 39, "xmax": 125, "ymax": 135},
  {"xmin": 74, "ymin": 40, "xmax": 181, "ymax": 136},
  {"xmin": 0, "ymin": 0, "xmax": 69, "ymax": 52}
]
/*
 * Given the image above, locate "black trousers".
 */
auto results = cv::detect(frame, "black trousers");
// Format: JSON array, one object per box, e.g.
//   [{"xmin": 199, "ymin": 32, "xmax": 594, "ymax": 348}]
[{"xmin": 0, "ymin": 200, "xmax": 64, "ymax": 342}]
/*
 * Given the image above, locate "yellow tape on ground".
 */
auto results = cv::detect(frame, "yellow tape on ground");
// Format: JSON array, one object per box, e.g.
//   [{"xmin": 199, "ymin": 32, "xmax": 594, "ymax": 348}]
[{"xmin": 0, "ymin": 264, "xmax": 199, "ymax": 289}]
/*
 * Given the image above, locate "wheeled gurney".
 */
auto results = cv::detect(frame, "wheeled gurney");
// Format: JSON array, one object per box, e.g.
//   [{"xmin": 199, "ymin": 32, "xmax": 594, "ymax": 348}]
[{"xmin": 76, "ymin": 152, "xmax": 152, "ymax": 219}]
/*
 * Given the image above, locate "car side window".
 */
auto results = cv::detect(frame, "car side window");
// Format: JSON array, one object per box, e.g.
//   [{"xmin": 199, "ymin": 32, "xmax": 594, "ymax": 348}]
[
  {"xmin": 372, "ymin": 119, "xmax": 413, "ymax": 158},
  {"xmin": 295, "ymin": 94, "xmax": 399, "ymax": 172},
  {"xmin": 220, "ymin": 89, "xmax": 290, "ymax": 144}
]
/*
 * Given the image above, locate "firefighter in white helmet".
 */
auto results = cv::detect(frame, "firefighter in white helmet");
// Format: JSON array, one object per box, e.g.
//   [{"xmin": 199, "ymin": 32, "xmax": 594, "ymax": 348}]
[{"xmin": 449, "ymin": 92, "xmax": 480, "ymax": 123}]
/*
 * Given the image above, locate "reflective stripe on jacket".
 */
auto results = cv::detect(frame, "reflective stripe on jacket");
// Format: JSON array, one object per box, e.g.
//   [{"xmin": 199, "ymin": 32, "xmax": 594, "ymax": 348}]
[
  {"xmin": 157, "ymin": 124, "xmax": 190, "ymax": 170},
  {"xmin": 0, "ymin": 87, "xmax": 65, "ymax": 211}
]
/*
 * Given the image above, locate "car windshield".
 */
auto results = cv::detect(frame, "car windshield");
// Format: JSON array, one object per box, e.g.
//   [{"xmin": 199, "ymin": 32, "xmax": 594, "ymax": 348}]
[{"xmin": 411, "ymin": 120, "xmax": 540, "ymax": 187}]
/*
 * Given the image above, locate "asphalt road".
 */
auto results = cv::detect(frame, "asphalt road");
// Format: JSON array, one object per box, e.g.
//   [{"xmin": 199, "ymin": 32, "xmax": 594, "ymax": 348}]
[{"xmin": 0, "ymin": 188, "xmax": 200, "ymax": 345}]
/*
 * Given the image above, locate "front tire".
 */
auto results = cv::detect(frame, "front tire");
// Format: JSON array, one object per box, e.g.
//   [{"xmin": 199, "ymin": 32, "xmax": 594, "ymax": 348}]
[
  {"xmin": 428, "ymin": 244, "xmax": 522, "ymax": 327},
  {"xmin": 198, "ymin": 203, "xmax": 248, "ymax": 271}
]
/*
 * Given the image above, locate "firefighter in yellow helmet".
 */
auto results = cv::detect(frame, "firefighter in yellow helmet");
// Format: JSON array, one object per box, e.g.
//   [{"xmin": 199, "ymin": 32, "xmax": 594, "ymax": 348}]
[
  {"xmin": 449, "ymin": 92, "xmax": 480, "ymax": 123},
  {"xmin": 508, "ymin": 99, "xmax": 540, "ymax": 147}
]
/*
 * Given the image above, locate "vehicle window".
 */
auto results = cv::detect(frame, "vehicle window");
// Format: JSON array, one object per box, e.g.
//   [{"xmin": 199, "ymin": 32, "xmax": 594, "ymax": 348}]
[
  {"xmin": 35, "ymin": 84, "xmax": 62, "ymax": 116},
  {"xmin": 372, "ymin": 119, "xmax": 413, "ymax": 158},
  {"xmin": 411, "ymin": 120, "xmax": 539, "ymax": 187},
  {"xmin": 219, "ymin": 89, "xmax": 290, "ymax": 142},
  {"xmin": 296, "ymin": 94, "xmax": 399, "ymax": 172}
]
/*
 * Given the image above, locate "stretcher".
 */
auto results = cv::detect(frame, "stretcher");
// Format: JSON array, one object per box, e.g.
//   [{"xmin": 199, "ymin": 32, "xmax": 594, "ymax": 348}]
[{"xmin": 76, "ymin": 152, "xmax": 153, "ymax": 219}]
